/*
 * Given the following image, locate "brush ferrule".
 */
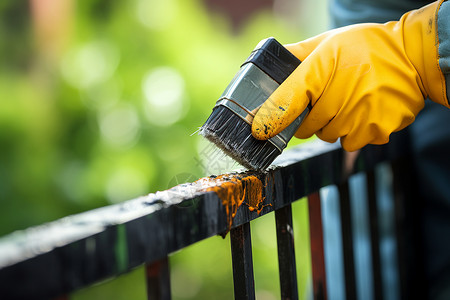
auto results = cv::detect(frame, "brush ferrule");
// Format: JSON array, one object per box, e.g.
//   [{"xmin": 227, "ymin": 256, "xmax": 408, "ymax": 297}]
[
  {"xmin": 214, "ymin": 63, "xmax": 278, "ymax": 119},
  {"xmin": 215, "ymin": 98, "xmax": 254, "ymax": 124},
  {"xmin": 213, "ymin": 61, "xmax": 309, "ymax": 153}
]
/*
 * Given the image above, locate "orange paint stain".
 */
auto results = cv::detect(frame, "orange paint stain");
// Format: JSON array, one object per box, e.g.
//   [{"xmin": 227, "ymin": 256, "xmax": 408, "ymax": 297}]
[{"xmin": 197, "ymin": 174, "xmax": 267, "ymax": 232}]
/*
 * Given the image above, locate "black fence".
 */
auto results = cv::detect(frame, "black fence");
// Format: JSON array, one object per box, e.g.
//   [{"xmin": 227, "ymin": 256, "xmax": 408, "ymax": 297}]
[{"xmin": 0, "ymin": 135, "xmax": 417, "ymax": 300}]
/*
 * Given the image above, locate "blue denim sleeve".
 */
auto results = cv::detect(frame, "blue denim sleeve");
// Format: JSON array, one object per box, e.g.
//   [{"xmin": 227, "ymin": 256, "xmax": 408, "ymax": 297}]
[
  {"xmin": 438, "ymin": 0, "xmax": 450, "ymax": 101},
  {"xmin": 329, "ymin": 0, "xmax": 429, "ymax": 27}
]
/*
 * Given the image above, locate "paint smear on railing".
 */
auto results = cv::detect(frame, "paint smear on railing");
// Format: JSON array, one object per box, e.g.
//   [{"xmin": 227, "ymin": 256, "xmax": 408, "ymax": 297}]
[{"xmin": 195, "ymin": 174, "xmax": 267, "ymax": 231}]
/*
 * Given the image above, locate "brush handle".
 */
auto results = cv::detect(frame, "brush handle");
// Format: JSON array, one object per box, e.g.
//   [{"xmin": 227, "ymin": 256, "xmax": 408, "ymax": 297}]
[
  {"xmin": 215, "ymin": 37, "xmax": 310, "ymax": 152},
  {"xmin": 243, "ymin": 37, "xmax": 301, "ymax": 84}
]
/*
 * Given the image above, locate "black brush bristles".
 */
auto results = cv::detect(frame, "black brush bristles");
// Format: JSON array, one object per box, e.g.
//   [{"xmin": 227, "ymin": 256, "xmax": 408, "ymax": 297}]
[{"xmin": 200, "ymin": 106, "xmax": 281, "ymax": 171}]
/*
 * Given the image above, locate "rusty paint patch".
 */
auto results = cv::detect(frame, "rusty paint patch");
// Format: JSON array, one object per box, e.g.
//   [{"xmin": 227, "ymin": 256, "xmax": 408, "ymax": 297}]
[{"xmin": 195, "ymin": 174, "xmax": 267, "ymax": 233}]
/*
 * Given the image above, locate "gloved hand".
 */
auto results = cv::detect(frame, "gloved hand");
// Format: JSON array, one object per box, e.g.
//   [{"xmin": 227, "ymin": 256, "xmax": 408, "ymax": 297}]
[{"xmin": 251, "ymin": 0, "xmax": 449, "ymax": 151}]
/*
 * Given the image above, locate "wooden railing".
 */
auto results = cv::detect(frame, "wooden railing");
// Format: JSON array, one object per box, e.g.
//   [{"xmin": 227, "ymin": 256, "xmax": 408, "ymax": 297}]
[{"xmin": 0, "ymin": 133, "xmax": 417, "ymax": 300}]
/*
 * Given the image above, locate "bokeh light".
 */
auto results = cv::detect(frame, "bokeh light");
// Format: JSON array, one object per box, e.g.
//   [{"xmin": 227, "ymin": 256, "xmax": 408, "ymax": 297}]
[{"xmin": 142, "ymin": 67, "xmax": 187, "ymax": 127}]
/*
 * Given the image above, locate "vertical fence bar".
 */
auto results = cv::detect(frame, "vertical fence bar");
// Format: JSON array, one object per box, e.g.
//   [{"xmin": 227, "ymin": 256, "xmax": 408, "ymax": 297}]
[
  {"xmin": 391, "ymin": 160, "xmax": 426, "ymax": 300},
  {"xmin": 392, "ymin": 160, "xmax": 409, "ymax": 300},
  {"xmin": 308, "ymin": 192, "xmax": 327, "ymax": 300},
  {"xmin": 230, "ymin": 223, "xmax": 256, "ymax": 300},
  {"xmin": 146, "ymin": 257, "xmax": 171, "ymax": 300},
  {"xmin": 366, "ymin": 170, "xmax": 383, "ymax": 300},
  {"xmin": 338, "ymin": 181, "xmax": 357, "ymax": 300},
  {"xmin": 275, "ymin": 204, "xmax": 299, "ymax": 300}
]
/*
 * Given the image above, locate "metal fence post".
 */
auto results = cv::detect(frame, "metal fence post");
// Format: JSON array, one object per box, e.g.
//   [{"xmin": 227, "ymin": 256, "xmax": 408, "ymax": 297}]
[
  {"xmin": 275, "ymin": 204, "xmax": 299, "ymax": 300},
  {"xmin": 308, "ymin": 192, "xmax": 327, "ymax": 300},
  {"xmin": 146, "ymin": 257, "xmax": 171, "ymax": 300},
  {"xmin": 230, "ymin": 223, "xmax": 256, "ymax": 300}
]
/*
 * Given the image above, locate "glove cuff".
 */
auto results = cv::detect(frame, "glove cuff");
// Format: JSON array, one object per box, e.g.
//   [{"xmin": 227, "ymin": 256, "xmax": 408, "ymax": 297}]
[
  {"xmin": 437, "ymin": 0, "xmax": 450, "ymax": 104},
  {"xmin": 403, "ymin": 0, "xmax": 449, "ymax": 108}
]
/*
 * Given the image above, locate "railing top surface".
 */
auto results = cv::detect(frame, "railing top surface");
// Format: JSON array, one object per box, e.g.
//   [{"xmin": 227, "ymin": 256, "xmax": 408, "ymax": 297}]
[{"xmin": 0, "ymin": 137, "xmax": 407, "ymax": 299}]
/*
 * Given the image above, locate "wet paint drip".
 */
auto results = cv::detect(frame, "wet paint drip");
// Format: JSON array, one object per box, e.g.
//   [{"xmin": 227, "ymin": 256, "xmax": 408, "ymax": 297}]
[
  {"xmin": 198, "ymin": 174, "xmax": 267, "ymax": 231},
  {"xmin": 243, "ymin": 176, "xmax": 269, "ymax": 214}
]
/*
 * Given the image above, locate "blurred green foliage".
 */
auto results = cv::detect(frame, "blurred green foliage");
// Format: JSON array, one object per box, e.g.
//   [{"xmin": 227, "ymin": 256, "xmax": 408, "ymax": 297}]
[{"xmin": 0, "ymin": 0, "xmax": 321, "ymax": 298}]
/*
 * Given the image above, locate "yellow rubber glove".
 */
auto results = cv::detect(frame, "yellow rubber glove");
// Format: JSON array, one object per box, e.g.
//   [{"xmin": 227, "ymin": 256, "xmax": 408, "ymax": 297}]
[{"xmin": 251, "ymin": 0, "xmax": 449, "ymax": 151}]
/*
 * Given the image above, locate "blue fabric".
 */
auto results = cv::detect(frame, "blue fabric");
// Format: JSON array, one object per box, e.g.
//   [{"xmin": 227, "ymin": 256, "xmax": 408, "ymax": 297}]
[
  {"xmin": 438, "ymin": 1, "xmax": 450, "ymax": 102},
  {"xmin": 329, "ymin": 0, "xmax": 429, "ymax": 27}
]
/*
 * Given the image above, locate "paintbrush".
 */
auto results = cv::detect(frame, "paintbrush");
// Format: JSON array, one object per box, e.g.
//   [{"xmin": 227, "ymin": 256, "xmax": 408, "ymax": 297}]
[{"xmin": 200, "ymin": 37, "xmax": 310, "ymax": 170}]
